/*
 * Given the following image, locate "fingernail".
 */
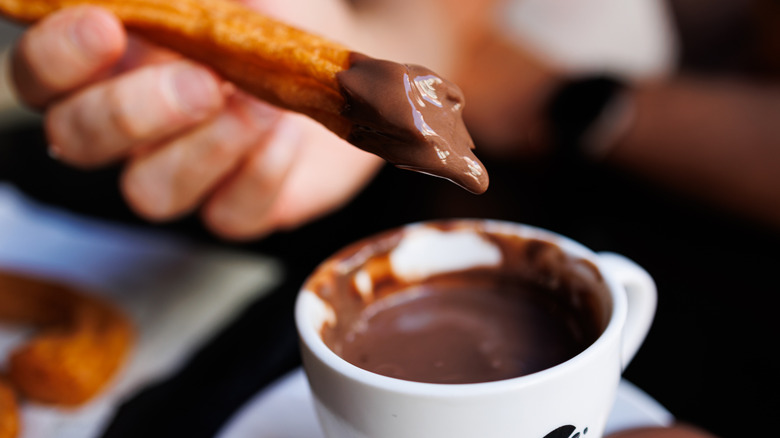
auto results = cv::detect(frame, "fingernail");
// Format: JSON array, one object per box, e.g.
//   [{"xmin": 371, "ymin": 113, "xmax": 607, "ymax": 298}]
[
  {"xmin": 167, "ymin": 64, "xmax": 221, "ymax": 117},
  {"xmin": 69, "ymin": 9, "xmax": 116, "ymax": 59}
]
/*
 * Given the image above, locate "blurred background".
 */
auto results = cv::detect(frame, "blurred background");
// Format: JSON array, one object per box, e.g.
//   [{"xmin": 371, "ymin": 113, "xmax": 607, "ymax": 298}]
[{"xmin": 1, "ymin": 1, "xmax": 778, "ymax": 437}]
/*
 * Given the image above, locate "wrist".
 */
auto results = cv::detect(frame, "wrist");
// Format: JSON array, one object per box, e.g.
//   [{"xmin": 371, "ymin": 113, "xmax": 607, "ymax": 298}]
[{"xmin": 451, "ymin": 27, "xmax": 565, "ymax": 156}]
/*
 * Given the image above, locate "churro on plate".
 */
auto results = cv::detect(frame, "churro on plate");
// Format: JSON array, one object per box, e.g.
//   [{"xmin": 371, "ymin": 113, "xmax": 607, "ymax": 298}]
[{"xmin": 0, "ymin": 271, "xmax": 134, "ymax": 437}]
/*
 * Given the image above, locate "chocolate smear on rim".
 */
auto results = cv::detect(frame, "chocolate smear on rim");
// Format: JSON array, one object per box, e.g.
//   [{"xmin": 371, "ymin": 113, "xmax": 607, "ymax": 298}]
[{"xmin": 337, "ymin": 53, "xmax": 489, "ymax": 194}]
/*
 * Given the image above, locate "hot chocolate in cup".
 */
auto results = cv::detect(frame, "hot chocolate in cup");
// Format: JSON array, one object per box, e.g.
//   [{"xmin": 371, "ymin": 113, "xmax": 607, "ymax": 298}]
[{"xmin": 296, "ymin": 219, "xmax": 656, "ymax": 438}]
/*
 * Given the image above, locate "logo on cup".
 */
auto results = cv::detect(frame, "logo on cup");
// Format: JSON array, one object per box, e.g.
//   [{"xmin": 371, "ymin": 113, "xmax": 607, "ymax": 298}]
[{"xmin": 544, "ymin": 425, "xmax": 588, "ymax": 438}]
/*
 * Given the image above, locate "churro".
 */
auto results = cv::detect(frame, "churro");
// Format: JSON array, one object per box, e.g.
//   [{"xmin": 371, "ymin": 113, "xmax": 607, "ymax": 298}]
[
  {"xmin": 0, "ymin": 0, "xmax": 489, "ymax": 193},
  {"xmin": 0, "ymin": 378, "xmax": 19, "ymax": 438},
  {"xmin": 0, "ymin": 270, "xmax": 134, "ymax": 438}
]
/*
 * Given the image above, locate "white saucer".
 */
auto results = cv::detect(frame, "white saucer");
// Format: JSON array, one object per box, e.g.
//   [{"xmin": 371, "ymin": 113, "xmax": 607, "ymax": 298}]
[{"xmin": 217, "ymin": 368, "xmax": 674, "ymax": 438}]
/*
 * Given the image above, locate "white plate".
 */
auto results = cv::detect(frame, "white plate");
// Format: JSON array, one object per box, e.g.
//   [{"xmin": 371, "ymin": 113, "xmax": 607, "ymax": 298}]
[
  {"xmin": 0, "ymin": 184, "xmax": 281, "ymax": 438},
  {"xmin": 217, "ymin": 368, "xmax": 674, "ymax": 438}
]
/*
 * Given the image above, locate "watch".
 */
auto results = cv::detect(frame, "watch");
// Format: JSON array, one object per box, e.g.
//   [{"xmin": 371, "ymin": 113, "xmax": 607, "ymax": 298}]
[{"xmin": 545, "ymin": 75, "xmax": 633, "ymax": 162}]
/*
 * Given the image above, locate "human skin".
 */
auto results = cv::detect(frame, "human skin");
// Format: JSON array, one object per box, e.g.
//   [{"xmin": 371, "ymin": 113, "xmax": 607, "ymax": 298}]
[
  {"xmin": 606, "ymin": 77, "xmax": 780, "ymax": 228},
  {"xmin": 9, "ymin": 0, "xmax": 457, "ymax": 240},
  {"xmin": 15, "ymin": 0, "xmax": 780, "ymax": 236},
  {"xmin": 607, "ymin": 425, "xmax": 718, "ymax": 438},
  {"xmin": 444, "ymin": 0, "xmax": 780, "ymax": 230}
]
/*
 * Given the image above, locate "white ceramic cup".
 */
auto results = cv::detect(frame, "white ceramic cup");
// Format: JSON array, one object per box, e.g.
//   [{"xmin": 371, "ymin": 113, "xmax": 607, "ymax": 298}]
[{"xmin": 296, "ymin": 219, "xmax": 656, "ymax": 438}]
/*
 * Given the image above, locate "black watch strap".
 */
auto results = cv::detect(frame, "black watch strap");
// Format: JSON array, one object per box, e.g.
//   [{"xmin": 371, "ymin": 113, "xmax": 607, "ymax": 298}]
[{"xmin": 546, "ymin": 76, "xmax": 626, "ymax": 161}]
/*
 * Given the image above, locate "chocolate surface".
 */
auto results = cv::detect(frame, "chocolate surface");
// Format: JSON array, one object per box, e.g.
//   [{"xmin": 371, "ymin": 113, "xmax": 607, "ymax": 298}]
[
  {"xmin": 309, "ymin": 222, "xmax": 610, "ymax": 384},
  {"xmin": 335, "ymin": 278, "xmax": 598, "ymax": 384},
  {"xmin": 338, "ymin": 53, "xmax": 489, "ymax": 194}
]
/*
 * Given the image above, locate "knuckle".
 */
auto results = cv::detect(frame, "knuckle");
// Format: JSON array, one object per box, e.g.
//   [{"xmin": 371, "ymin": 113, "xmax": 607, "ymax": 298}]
[
  {"xmin": 106, "ymin": 86, "xmax": 147, "ymax": 141},
  {"xmin": 47, "ymin": 95, "xmax": 111, "ymax": 167},
  {"xmin": 205, "ymin": 135, "xmax": 243, "ymax": 165},
  {"xmin": 44, "ymin": 103, "xmax": 99, "ymax": 168},
  {"xmin": 191, "ymin": 108, "xmax": 264, "ymax": 175},
  {"xmin": 105, "ymin": 64, "xmax": 215, "ymax": 144}
]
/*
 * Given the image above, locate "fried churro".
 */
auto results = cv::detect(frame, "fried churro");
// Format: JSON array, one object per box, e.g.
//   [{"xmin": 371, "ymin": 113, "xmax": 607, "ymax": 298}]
[
  {"xmin": 0, "ymin": 270, "xmax": 134, "ymax": 438},
  {"xmin": 0, "ymin": 378, "xmax": 19, "ymax": 438},
  {"xmin": 0, "ymin": 0, "xmax": 488, "ymax": 193}
]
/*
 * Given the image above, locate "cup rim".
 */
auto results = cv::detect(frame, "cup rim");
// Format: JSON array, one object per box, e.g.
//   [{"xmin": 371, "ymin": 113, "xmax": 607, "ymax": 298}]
[{"xmin": 295, "ymin": 219, "xmax": 628, "ymax": 396}]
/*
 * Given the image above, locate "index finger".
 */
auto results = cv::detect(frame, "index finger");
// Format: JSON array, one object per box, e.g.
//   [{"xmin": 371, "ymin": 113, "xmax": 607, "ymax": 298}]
[{"xmin": 11, "ymin": 5, "xmax": 125, "ymax": 108}]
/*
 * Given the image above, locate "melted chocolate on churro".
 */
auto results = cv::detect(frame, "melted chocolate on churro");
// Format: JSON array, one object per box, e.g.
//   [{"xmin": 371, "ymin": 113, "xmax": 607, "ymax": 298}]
[
  {"xmin": 338, "ymin": 53, "xmax": 489, "ymax": 194},
  {"xmin": 0, "ymin": 1, "xmax": 488, "ymax": 193}
]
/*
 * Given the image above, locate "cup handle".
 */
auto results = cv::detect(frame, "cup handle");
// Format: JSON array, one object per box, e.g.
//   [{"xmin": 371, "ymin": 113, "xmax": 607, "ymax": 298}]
[{"xmin": 597, "ymin": 252, "xmax": 657, "ymax": 371}]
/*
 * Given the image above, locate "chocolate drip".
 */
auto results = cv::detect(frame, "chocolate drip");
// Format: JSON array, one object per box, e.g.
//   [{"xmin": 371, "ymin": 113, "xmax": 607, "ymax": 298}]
[{"xmin": 338, "ymin": 53, "xmax": 489, "ymax": 194}]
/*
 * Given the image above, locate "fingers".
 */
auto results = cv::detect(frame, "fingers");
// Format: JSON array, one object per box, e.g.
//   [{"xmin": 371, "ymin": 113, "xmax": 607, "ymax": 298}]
[
  {"xmin": 202, "ymin": 116, "xmax": 383, "ymax": 240},
  {"xmin": 123, "ymin": 101, "xmax": 382, "ymax": 240},
  {"xmin": 12, "ymin": 6, "xmax": 126, "ymax": 109},
  {"xmin": 606, "ymin": 425, "xmax": 718, "ymax": 438},
  {"xmin": 0, "ymin": 378, "xmax": 19, "ymax": 438},
  {"xmin": 14, "ymin": 6, "xmax": 226, "ymax": 167},
  {"xmin": 201, "ymin": 114, "xmax": 304, "ymax": 240},
  {"xmin": 10, "ymin": 2, "xmax": 382, "ymax": 241},
  {"xmin": 121, "ymin": 93, "xmax": 282, "ymax": 220},
  {"xmin": 45, "ymin": 60, "xmax": 226, "ymax": 167}
]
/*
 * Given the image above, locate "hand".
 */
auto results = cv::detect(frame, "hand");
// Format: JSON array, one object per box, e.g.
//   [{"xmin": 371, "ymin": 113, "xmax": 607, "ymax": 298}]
[{"xmin": 10, "ymin": 1, "xmax": 396, "ymax": 240}]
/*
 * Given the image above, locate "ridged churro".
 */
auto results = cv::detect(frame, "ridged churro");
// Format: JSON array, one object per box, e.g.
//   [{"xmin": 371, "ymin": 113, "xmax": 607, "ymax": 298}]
[
  {"xmin": 0, "ymin": 0, "xmax": 488, "ymax": 193},
  {"xmin": 0, "ymin": 378, "xmax": 19, "ymax": 438},
  {"xmin": 0, "ymin": 271, "xmax": 134, "ymax": 438}
]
